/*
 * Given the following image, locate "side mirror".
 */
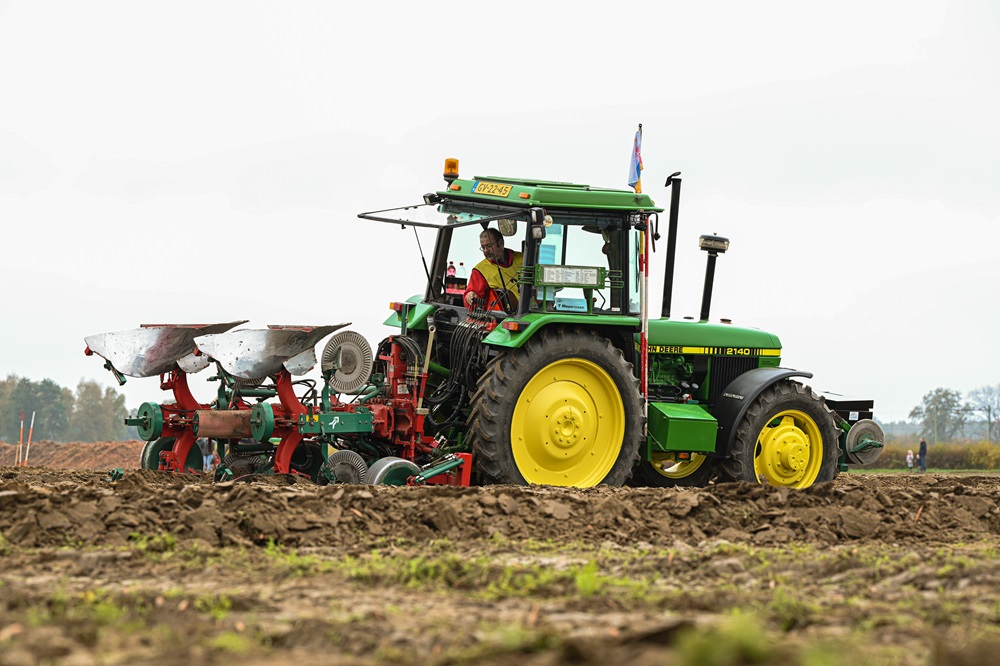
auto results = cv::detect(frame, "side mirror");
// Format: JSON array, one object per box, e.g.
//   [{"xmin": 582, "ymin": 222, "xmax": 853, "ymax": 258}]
[{"xmin": 498, "ymin": 219, "xmax": 518, "ymax": 236}]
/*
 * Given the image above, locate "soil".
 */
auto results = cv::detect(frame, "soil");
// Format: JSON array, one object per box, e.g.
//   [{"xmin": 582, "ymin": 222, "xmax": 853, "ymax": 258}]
[{"xmin": 1, "ymin": 447, "xmax": 999, "ymax": 664}]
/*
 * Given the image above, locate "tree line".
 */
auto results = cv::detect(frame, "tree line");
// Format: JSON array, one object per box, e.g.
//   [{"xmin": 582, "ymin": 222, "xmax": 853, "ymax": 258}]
[
  {"xmin": 907, "ymin": 384, "xmax": 1000, "ymax": 443},
  {"xmin": 0, "ymin": 375, "xmax": 128, "ymax": 443}
]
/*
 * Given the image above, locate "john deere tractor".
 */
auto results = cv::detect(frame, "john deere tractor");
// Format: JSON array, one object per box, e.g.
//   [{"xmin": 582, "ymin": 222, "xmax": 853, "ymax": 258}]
[
  {"xmin": 358, "ymin": 159, "xmax": 884, "ymax": 488},
  {"xmin": 84, "ymin": 158, "xmax": 883, "ymax": 489}
]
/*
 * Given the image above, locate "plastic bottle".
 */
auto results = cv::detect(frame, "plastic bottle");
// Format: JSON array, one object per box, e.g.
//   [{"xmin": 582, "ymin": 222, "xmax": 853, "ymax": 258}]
[
  {"xmin": 456, "ymin": 262, "xmax": 466, "ymax": 280},
  {"xmin": 447, "ymin": 261, "xmax": 456, "ymax": 278}
]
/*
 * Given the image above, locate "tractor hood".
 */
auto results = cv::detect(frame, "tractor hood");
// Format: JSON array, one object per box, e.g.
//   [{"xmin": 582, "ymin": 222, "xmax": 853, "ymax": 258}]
[{"xmin": 646, "ymin": 318, "xmax": 781, "ymax": 355}]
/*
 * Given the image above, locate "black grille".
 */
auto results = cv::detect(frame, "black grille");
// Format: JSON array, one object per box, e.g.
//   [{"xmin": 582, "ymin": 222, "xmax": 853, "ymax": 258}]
[{"xmin": 708, "ymin": 356, "xmax": 760, "ymax": 406}]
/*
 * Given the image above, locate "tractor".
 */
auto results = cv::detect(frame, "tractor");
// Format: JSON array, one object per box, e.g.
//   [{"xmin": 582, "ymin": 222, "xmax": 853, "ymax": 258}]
[{"xmin": 83, "ymin": 158, "xmax": 884, "ymax": 488}]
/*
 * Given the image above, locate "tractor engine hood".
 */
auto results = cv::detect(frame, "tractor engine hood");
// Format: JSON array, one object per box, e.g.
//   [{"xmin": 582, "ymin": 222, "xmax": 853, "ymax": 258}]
[{"xmin": 645, "ymin": 319, "xmax": 781, "ymax": 356}]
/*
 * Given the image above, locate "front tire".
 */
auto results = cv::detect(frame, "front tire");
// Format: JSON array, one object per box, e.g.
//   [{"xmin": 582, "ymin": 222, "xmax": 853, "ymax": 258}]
[
  {"xmin": 468, "ymin": 328, "xmax": 642, "ymax": 487},
  {"xmin": 722, "ymin": 380, "xmax": 839, "ymax": 488}
]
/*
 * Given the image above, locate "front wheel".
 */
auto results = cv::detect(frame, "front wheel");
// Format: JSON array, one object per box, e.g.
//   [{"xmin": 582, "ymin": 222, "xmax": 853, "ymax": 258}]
[
  {"xmin": 721, "ymin": 380, "xmax": 839, "ymax": 488},
  {"xmin": 468, "ymin": 328, "xmax": 643, "ymax": 487}
]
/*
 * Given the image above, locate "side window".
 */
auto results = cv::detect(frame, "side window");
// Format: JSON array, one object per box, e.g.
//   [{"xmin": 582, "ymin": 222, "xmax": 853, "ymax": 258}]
[{"xmin": 530, "ymin": 226, "xmax": 621, "ymax": 314}]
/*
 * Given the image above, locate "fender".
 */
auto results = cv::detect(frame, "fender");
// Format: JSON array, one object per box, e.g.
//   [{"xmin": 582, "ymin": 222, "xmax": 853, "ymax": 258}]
[{"xmin": 712, "ymin": 367, "xmax": 813, "ymax": 458}]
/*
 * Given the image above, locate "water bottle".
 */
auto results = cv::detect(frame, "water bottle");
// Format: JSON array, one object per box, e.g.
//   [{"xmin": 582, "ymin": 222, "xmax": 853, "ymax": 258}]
[{"xmin": 456, "ymin": 262, "xmax": 467, "ymax": 291}]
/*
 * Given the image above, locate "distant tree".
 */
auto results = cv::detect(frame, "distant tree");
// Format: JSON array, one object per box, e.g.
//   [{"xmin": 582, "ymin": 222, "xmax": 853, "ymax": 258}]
[
  {"xmin": 1, "ymin": 377, "xmax": 73, "ymax": 442},
  {"xmin": 69, "ymin": 380, "xmax": 128, "ymax": 442},
  {"xmin": 909, "ymin": 388, "xmax": 969, "ymax": 442},
  {"xmin": 967, "ymin": 384, "xmax": 1000, "ymax": 443},
  {"xmin": 0, "ymin": 375, "xmax": 18, "ymax": 441}
]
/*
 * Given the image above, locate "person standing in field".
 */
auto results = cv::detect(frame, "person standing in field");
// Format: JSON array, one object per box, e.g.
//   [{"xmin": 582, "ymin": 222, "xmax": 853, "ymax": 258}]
[
  {"xmin": 198, "ymin": 438, "xmax": 215, "ymax": 472},
  {"xmin": 918, "ymin": 436, "xmax": 927, "ymax": 473},
  {"xmin": 906, "ymin": 449, "xmax": 915, "ymax": 472}
]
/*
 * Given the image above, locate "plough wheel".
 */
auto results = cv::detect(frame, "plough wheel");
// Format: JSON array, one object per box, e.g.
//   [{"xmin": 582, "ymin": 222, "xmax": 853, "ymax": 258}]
[
  {"xmin": 290, "ymin": 440, "xmax": 325, "ymax": 482},
  {"xmin": 139, "ymin": 437, "xmax": 203, "ymax": 472},
  {"xmin": 468, "ymin": 328, "xmax": 642, "ymax": 488},
  {"xmin": 632, "ymin": 452, "xmax": 717, "ymax": 487},
  {"xmin": 722, "ymin": 380, "xmax": 839, "ymax": 488}
]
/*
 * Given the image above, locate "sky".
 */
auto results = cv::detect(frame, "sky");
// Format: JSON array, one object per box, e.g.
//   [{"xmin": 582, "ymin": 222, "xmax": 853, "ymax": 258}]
[{"xmin": 1, "ymin": 0, "xmax": 998, "ymax": 423}]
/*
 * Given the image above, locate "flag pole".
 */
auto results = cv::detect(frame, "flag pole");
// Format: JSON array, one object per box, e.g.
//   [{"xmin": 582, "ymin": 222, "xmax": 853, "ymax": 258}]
[
  {"xmin": 16, "ymin": 410, "xmax": 24, "ymax": 466},
  {"xmin": 22, "ymin": 411, "xmax": 35, "ymax": 467}
]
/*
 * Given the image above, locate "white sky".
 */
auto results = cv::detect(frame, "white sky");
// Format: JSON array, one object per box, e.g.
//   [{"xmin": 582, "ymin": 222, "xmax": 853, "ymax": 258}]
[{"xmin": 1, "ymin": 0, "xmax": 998, "ymax": 422}]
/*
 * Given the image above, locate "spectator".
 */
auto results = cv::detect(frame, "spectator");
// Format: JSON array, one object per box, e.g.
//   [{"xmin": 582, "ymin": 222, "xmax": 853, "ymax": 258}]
[
  {"xmin": 918, "ymin": 436, "xmax": 928, "ymax": 473},
  {"xmin": 906, "ymin": 449, "xmax": 915, "ymax": 473},
  {"xmin": 198, "ymin": 438, "xmax": 215, "ymax": 472}
]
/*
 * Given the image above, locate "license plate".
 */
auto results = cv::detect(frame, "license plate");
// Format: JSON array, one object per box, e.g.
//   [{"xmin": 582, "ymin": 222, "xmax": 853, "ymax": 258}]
[{"xmin": 472, "ymin": 181, "xmax": 513, "ymax": 197}]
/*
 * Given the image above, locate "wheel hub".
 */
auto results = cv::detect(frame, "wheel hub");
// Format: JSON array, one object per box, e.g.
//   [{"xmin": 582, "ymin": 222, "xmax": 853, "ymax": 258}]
[
  {"xmin": 512, "ymin": 358, "xmax": 625, "ymax": 487},
  {"xmin": 552, "ymin": 405, "xmax": 583, "ymax": 449},
  {"xmin": 755, "ymin": 411, "xmax": 821, "ymax": 487}
]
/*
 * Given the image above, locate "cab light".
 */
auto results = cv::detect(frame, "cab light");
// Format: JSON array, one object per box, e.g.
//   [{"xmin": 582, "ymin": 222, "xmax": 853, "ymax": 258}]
[
  {"xmin": 450, "ymin": 184, "xmax": 461, "ymax": 190},
  {"xmin": 519, "ymin": 192, "xmax": 530, "ymax": 199},
  {"xmin": 502, "ymin": 320, "xmax": 527, "ymax": 332},
  {"xmin": 444, "ymin": 158, "xmax": 459, "ymax": 183}
]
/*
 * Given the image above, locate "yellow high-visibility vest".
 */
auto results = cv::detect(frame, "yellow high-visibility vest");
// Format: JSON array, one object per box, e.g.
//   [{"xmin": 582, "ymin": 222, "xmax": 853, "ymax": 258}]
[{"xmin": 474, "ymin": 250, "xmax": 523, "ymax": 292}]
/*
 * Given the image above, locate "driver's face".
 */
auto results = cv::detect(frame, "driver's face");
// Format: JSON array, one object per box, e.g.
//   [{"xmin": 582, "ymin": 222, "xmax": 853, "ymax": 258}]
[{"xmin": 480, "ymin": 235, "xmax": 504, "ymax": 263}]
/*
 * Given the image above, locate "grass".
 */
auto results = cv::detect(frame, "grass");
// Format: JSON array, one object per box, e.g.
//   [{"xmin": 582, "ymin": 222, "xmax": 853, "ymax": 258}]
[{"xmin": 3, "ymin": 535, "xmax": 1000, "ymax": 664}]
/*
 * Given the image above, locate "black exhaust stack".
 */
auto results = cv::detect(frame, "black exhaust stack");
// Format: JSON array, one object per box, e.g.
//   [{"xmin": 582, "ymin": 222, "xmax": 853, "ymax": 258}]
[
  {"xmin": 698, "ymin": 234, "xmax": 729, "ymax": 322},
  {"xmin": 661, "ymin": 172, "xmax": 682, "ymax": 318}
]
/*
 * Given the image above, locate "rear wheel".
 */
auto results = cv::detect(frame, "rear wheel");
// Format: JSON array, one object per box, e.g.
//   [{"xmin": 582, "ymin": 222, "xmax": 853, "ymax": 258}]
[
  {"xmin": 633, "ymin": 452, "xmax": 717, "ymax": 487},
  {"xmin": 722, "ymin": 380, "xmax": 839, "ymax": 488},
  {"xmin": 468, "ymin": 328, "xmax": 642, "ymax": 487}
]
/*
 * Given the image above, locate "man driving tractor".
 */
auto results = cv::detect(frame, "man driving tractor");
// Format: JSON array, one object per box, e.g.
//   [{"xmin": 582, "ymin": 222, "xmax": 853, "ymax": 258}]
[{"xmin": 463, "ymin": 228, "xmax": 524, "ymax": 311}]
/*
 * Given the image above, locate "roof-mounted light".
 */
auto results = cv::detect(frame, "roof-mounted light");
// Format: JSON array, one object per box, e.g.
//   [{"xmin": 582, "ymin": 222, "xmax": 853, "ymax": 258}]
[{"xmin": 443, "ymin": 158, "xmax": 459, "ymax": 184}]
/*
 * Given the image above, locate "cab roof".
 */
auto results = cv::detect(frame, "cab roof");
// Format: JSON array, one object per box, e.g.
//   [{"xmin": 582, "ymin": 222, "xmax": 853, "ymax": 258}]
[{"xmin": 437, "ymin": 175, "xmax": 664, "ymax": 213}]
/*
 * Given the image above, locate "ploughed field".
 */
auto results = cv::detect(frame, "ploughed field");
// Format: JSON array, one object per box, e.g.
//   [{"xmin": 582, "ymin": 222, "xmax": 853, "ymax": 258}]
[{"xmin": 1, "ymin": 447, "xmax": 999, "ymax": 665}]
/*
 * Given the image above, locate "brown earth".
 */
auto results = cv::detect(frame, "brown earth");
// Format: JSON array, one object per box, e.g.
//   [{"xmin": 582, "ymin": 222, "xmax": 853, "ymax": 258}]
[
  {"xmin": 1, "ymin": 458, "xmax": 1000, "ymax": 664},
  {"xmin": 0, "ymin": 440, "xmax": 145, "ymax": 470}
]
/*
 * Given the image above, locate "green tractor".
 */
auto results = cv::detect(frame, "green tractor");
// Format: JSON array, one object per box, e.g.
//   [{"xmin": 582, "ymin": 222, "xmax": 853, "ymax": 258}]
[{"xmin": 359, "ymin": 159, "xmax": 884, "ymax": 489}]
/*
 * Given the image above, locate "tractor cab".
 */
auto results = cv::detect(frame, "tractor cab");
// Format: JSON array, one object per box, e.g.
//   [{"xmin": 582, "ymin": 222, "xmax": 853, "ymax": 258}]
[{"xmin": 358, "ymin": 161, "xmax": 661, "ymax": 323}]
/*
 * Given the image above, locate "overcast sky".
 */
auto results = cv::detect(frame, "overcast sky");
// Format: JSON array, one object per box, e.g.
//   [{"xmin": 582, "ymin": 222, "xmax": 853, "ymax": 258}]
[{"xmin": 2, "ymin": 0, "xmax": 998, "ymax": 422}]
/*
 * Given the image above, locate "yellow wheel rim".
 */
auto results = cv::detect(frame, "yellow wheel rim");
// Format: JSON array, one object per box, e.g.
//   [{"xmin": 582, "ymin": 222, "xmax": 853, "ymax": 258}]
[
  {"xmin": 754, "ymin": 409, "xmax": 823, "ymax": 488},
  {"xmin": 511, "ymin": 358, "xmax": 625, "ymax": 487},
  {"xmin": 650, "ymin": 452, "xmax": 708, "ymax": 479}
]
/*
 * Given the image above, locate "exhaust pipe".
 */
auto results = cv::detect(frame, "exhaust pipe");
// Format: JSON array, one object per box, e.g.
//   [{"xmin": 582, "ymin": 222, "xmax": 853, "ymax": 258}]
[{"xmin": 661, "ymin": 173, "xmax": 682, "ymax": 318}]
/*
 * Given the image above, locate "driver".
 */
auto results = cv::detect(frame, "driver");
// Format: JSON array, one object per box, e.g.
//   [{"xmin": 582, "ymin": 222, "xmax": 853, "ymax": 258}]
[{"xmin": 463, "ymin": 228, "xmax": 523, "ymax": 310}]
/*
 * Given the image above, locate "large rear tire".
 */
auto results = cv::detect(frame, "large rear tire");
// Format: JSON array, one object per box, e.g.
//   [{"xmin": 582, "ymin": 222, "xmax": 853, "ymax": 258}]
[
  {"xmin": 633, "ymin": 452, "xmax": 718, "ymax": 487},
  {"xmin": 468, "ymin": 328, "xmax": 642, "ymax": 487},
  {"xmin": 721, "ymin": 380, "xmax": 839, "ymax": 488}
]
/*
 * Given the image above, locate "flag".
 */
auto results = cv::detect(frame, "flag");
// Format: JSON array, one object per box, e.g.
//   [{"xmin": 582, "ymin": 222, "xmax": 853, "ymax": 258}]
[{"xmin": 628, "ymin": 126, "xmax": 643, "ymax": 194}]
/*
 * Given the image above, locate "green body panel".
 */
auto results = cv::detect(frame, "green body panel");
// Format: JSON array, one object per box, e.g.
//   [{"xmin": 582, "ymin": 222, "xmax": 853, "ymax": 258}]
[
  {"xmin": 438, "ymin": 177, "xmax": 664, "ymax": 212},
  {"xmin": 298, "ymin": 410, "xmax": 374, "ymax": 435},
  {"xmin": 646, "ymin": 319, "xmax": 781, "ymax": 350},
  {"xmin": 482, "ymin": 312, "xmax": 641, "ymax": 349},
  {"xmin": 646, "ymin": 402, "xmax": 719, "ymax": 455},
  {"xmin": 383, "ymin": 296, "xmax": 435, "ymax": 331}
]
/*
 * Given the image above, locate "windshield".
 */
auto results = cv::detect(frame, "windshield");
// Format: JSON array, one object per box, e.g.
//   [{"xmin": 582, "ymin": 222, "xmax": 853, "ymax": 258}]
[{"xmin": 360, "ymin": 199, "xmax": 640, "ymax": 318}]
